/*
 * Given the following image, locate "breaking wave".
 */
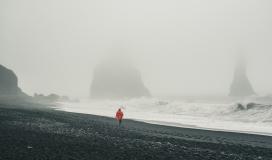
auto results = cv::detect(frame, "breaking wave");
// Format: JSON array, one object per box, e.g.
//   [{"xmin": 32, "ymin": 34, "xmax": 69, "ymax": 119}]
[{"xmin": 58, "ymin": 97, "xmax": 272, "ymax": 136}]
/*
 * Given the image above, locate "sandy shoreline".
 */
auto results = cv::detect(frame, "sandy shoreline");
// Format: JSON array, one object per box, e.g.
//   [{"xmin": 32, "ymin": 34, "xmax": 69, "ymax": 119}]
[{"xmin": 0, "ymin": 104, "xmax": 272, "ymax": 160}]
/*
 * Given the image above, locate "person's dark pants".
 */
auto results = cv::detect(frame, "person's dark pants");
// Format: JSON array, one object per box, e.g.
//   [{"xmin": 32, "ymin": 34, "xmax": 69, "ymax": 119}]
[{"xmin": 118, "ymin": 120, "xmax": 122, "ymax": 126}]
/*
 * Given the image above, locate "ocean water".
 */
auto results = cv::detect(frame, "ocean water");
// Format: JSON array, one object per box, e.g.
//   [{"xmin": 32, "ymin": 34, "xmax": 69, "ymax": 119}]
[{"xmin": 58, "ymin": 96, "xmax": 272, "ymax": 136}]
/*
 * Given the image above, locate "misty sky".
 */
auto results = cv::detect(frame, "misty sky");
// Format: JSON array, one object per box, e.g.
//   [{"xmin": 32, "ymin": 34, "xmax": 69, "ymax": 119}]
[{"xmin": 0, "ymin": 0, "xmax": 272, "ymax": 97}]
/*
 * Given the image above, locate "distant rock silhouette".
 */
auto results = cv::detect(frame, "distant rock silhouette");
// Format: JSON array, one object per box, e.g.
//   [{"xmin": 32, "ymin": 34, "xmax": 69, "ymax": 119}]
[
  {"xmin": 33, "ymin": 93, "xmax": 79, "ymax": 103},
  {"xmin": 229, "ymin": 57, "xmax": 255, "ymax": 97},
  {"xmin": 0, "ymin": 64, "xmax": 23, "ymax": 95},
  {"xmin": 90, "ymin": 58, "xmax": 151, "ymax": 99}
]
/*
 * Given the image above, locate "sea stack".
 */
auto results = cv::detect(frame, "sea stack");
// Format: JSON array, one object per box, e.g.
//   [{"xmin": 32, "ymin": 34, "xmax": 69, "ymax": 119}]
[
  {"xmin": 0, "ymin": 64, "xmax": 23, "ymax": 96},
  {"xmin": 229, "ymin": 57, "xmax": 255, "ymax": 97},
  {"xmin": 90, "ymin": 57, "xmax": 151, "ymax": 99}
]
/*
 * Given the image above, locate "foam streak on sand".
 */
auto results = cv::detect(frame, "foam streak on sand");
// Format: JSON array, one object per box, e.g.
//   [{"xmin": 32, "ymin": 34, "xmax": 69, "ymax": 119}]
[{"xmin": 58, "ymin": 98, "xmax": 272, "ymax": 136}]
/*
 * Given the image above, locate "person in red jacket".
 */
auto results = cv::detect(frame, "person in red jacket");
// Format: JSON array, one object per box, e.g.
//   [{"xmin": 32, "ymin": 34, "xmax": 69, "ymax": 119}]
[{"xmin": 115, "ymin": 108, "xmax": 124, "ymax": 126}]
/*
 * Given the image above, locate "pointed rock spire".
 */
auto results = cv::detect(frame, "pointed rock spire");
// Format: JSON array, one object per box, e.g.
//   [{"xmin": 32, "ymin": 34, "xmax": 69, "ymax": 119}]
[{"xmin": 229, "ymin": 56, "xmax": 255, "ymax": 97}]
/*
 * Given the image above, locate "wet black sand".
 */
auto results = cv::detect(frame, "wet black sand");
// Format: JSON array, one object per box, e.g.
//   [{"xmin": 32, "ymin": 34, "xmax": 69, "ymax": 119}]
[{"xmin": 0, "ymin": 104, "xmax": 272, "ymax": 160}]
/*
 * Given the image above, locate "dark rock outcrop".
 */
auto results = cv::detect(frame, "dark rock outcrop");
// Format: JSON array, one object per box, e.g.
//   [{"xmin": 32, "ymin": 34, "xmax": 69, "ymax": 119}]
[
  {"xmin": 33, "ymin": 93, "xmax": 79, "ymax": 103},
  {"xmin": 235, "ymin": 103, "xmax": 271, "ymax": 111},
  {"xmin": 229, "ymin": 58, "xmax": 255, "ymax": 97},
  {"xmin": 0, "ymin": 64, "xmax": 30, "ymax": 104},
  {"xmin": 90, "ymin": 59, "xmax": 151, "ymax": 99},
  {"xmin": 0, "ymin": 64, "xmax": 23, "ymax": 95}
]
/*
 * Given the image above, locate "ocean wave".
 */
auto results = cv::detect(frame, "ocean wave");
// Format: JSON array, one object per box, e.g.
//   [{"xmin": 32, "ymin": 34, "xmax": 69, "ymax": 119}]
[{"xmin": 58, "ymin": 97, "xmax": 272, "ymax": 135}]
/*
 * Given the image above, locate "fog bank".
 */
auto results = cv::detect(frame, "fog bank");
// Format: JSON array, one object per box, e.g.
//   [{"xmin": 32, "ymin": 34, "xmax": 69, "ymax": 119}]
[{"xmin": 1, "ymin": 0, "xmax": 272, "ymax": 97}]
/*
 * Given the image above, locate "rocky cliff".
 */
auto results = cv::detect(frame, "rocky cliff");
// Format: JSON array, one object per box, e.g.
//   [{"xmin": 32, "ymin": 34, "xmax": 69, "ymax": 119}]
[
  {"xmin": 90, "ymin": 59, "xmax": 151, "ymax": 99},
  {"xmin": 0, "ymin": 64, "xmax": 23, "ymax": 95}
]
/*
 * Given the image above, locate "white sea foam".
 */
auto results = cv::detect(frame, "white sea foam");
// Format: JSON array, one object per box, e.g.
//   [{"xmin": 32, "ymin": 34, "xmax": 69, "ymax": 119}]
[{"xmin": 57, "ymin": 97, "xmax": 272, "ymax": 136}]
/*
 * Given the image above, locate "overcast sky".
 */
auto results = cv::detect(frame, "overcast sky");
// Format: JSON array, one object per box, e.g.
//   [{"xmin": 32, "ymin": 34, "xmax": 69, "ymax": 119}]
[{"xmin": 0, "ymin": 0, "xmax": 272, "ymax": 97}]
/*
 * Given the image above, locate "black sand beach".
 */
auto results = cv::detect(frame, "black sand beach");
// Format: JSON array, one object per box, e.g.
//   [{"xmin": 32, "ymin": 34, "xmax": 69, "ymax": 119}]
[{"xmin": 0, "ymin": 104, "xmax": 272, "ymax": 160}]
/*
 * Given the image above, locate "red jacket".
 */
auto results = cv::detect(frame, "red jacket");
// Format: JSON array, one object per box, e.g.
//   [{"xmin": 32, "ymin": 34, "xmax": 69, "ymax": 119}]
[{"xmin": 116, "ymin": 110, "xmax": 124, "ymax": 121}]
